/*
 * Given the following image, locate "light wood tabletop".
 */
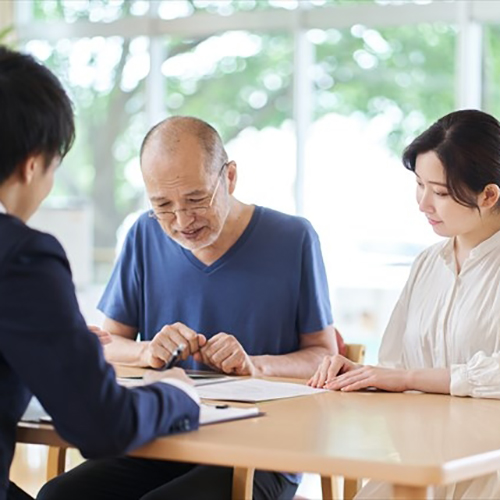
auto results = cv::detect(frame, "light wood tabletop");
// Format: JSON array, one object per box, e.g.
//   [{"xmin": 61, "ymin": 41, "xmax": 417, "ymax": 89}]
[{"xmin": 17, "ymin": 367, "xmax": 500, "ymax": 500}]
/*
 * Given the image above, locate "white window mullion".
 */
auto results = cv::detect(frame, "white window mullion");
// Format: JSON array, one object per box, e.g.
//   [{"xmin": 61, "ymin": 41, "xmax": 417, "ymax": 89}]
[
  {"xmin": 293, "ymin": 8, "xmax": 313, "ymax": 216},
  {"xmin": 456, "ymin": 0, "xmax": 483, "ymax": 110}
]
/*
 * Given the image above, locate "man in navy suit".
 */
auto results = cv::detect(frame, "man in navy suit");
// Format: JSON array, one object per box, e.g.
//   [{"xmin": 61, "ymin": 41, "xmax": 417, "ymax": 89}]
[{"xmin": 0, "ymin": 46, "xmax": 200, "ymax": 500}]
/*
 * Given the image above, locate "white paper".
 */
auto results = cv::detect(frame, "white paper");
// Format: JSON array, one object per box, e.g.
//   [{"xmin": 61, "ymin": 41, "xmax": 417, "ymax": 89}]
[
  {"xmin": 21, "ymin": 396, "xmax": 262, "ymax": 425},
  {"xmin": 197, "ymin": 378, "xmax": 326, "ymax": 402},
  {"xmin": 117, "ymin": 377, "xmax": 145, "ymax": 387},
  {"xmin": 200, "ymin": 403, "xmax": 260, "ymax": 425},
  {"xmin": 21, "ymin": 397, "xmax": 261, "ymax": 427},
  {"xmin": 192, "ymin": 376, "xmax": 236, "ymax": 387},
  {"xmin": 117, "ymin": 375, "xmax": 236, "ymax": 387}
]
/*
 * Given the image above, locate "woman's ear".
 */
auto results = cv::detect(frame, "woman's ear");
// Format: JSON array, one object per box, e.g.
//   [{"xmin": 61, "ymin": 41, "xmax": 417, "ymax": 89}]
[{"xmin": 479, "ymin": 183, "xmax": 500, "ymax": 210}]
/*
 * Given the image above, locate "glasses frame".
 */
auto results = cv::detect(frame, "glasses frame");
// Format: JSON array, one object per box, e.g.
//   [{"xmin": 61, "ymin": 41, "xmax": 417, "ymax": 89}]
[{"xmin": 149, "ymin": 161, "xmax": 228, "ymax": 221}]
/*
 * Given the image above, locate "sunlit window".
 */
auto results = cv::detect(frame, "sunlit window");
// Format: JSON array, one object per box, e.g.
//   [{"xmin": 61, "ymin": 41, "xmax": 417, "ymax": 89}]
[{"xmin": 10, "ymin": 0, "xmax": 485, "ymax": 361}]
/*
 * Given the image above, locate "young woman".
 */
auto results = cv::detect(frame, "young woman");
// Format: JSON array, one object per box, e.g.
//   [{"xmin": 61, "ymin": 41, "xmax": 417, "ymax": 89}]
[{"xmin": 309, "ymin": 109, "xmax": 500, "ymax": 499}]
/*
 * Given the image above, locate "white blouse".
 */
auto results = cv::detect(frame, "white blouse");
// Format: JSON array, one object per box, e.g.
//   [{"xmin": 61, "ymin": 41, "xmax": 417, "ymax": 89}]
[
  {"xmin": 358, "ymin": 229, "xmax": 500, "ymax": 500},
  {"xmin": 0, "ymin": 201, "xmax": 5, "ymax": 214},
  {"xmin": 378, "ymin": 228, "xmax": 500, "ymax": 398}
]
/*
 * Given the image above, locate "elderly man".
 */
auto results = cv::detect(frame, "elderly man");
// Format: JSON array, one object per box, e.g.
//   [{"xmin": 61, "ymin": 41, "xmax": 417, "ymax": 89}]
[{"xmin": 40, "ymin": 116, "xmax": 342, "ymax": 500}]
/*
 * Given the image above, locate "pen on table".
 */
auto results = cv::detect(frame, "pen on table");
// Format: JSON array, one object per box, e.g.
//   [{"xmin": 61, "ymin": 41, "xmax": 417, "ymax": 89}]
[{"xmin": 156, "ymin": 344, "xmax": 185, "ymax": 371}]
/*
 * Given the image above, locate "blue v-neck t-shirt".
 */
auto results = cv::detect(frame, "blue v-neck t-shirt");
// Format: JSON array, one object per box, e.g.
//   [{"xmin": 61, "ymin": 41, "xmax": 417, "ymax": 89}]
[{"xmin": 98, "ymin": 205, "xmax": 333, "ymax": 369}]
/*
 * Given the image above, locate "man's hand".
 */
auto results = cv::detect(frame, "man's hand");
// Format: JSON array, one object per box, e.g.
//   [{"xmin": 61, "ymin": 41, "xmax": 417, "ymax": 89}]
[
  {"xmin": 143, "ymin": 367, "xmax": 194, "ymax": 386},
  {"xmin": 141, "ymin": 322, "xmax": 207, "ymax": 369},
  {"xmin": 307, "ymin": 354, "xmax": 360, "ymax": 388},
  {"xmin": 194, "ymin": 333, "xmax": 258, "ymax": 376},
  {"xmin": 88, "ymin": 325, "xmax": 113, "ymax": 346}
]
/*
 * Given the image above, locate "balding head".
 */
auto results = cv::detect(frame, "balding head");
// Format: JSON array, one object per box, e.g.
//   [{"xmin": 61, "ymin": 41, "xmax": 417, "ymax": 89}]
[{"xmin": 140, "ymin": 116, "xmax": 228, "ymax": 173}]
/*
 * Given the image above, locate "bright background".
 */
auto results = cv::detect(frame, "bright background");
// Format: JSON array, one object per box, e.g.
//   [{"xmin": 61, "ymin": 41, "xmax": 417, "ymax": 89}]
[{"xmin": 2, "ymin": 1, "xmax": 499, "ymax": 495}]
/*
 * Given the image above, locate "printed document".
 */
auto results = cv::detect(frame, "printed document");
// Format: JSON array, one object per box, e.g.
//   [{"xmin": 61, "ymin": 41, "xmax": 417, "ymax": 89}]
[
  {"xmin": 22, "ymin": 397, "xmax": 262, "ymax": 426},
  {"xmin": 197, "ymin": 378, "xmax": 326, "ymax": 402}
]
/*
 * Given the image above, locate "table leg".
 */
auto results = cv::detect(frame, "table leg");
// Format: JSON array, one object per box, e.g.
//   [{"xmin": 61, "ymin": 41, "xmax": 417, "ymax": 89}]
[
  {"xmin": 393, "ymin": 484, "xmax": 431, "ymax": 500},
  {"xmin": 232, "ymin": 467, "xmax": 254, "ymax": 500},
  {"xmin": 320, "ymin": 475, "xmax": 336, "ymax": 500},
  {"xmin": 46, "ymin": 446, "xmax": 66, "ymax": 480},
  {"xmin": 344, "ymin": 478, "xmax": 362, "ymax": 500}
]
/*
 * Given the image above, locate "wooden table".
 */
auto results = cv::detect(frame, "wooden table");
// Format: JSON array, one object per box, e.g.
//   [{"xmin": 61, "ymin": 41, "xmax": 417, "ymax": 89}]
[{"xmin": 17, "ymin": 373, "xmax": 500, "ymax": 500}]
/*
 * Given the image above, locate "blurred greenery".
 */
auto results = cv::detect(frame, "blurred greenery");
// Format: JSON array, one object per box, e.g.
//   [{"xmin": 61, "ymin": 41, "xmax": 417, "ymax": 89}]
[
  {"xmin": 32, "ymin": 0, "xmax": 388, "ymax": 22},
  {"xmin": 0, "ymin": 26, "xmax": 14, "ymax": 42},
  {"xmin": 30, "ymin": 0, "xmax": 457, "ymax": 248},
  {"xmin": 484, "ymin": 25, "xmax": 500, "ymax": 118},
  {"xmin": 314, "ymin": 23, "xmax": 456, "ymax": 151}
]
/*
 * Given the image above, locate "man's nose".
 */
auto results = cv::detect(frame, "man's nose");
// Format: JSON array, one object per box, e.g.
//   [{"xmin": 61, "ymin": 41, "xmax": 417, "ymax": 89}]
[{"xmin": 174, "ymin": 209, "xmax": 196, "ymax": 227}]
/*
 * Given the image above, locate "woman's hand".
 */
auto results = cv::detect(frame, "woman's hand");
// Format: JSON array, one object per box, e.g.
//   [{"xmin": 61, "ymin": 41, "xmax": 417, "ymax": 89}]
[
  {"xmin": 308, "ymin": 355, "xmax": 361, "ymax": 388},
  {"xmin": 324, "ymin": 365, "xmax": 410, "ymax": 392}
]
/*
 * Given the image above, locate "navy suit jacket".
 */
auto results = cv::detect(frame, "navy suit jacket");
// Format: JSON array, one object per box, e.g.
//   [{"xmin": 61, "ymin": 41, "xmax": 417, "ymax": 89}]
[{"xmin": 0, "ymin": 214, "xmax": 199, "ymax": 500}]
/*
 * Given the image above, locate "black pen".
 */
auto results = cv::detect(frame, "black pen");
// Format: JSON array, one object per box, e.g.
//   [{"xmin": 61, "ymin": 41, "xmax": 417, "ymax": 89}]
[{"xmin": 157, "ymin": 344, "xmax": 185, "ymax": 371}]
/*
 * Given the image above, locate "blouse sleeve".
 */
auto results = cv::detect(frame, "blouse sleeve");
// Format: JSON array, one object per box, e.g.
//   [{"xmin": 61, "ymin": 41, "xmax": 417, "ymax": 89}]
[{"xmin": 451, "ymin": 352, "xmax": 500, "ymax": 399}]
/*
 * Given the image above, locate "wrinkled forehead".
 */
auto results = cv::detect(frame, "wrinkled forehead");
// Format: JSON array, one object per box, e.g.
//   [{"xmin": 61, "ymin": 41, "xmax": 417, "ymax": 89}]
[
  {"xmin": 141, "ymin": 139, "xmax": 217, "ymax": 200},
  {"xmin": 142, "ymin": 133, "xmax": 213, "ymax": 175}
]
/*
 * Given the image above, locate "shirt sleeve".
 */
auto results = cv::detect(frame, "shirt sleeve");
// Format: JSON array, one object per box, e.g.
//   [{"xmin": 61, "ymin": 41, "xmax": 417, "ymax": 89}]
[
  {"xmin": 451, "ymin": 352, "xmax": 500, "ymax": 399},
  {"xmin": 297, "ymin": 221, "xmax": 334, "ymax": 334},
  {"xmin": 98, "ymin": 217, "xmax": 144, "ymax": 330}
]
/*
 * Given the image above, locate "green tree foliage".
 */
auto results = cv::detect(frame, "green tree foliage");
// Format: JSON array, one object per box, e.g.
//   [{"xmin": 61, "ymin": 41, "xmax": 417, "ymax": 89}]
[
  {"xmin": 31, "ymin": 0, "xmax": 457, "ymax": 249},
  {"xmin": 484, "ymin": 25, "xmax": 500, "ymax": 118}
]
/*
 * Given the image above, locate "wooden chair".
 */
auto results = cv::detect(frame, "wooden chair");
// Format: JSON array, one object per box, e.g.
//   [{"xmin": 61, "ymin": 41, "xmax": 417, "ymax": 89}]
[
  {"xmin": 294, "ymin": 343, "xmax": 366, "ymax": 500},
  {"xmin": 47, "ymin": 446, "xmax": 67, "ymax": 480},
  {"xmin": 344, "ymin": 344, "xmax": 365, "ymax": 365}
]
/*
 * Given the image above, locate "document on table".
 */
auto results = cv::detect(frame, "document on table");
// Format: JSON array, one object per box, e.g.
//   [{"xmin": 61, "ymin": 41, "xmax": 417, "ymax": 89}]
[
  {"xmin": 186, "ymin": 371, "xmax": 237, "ymax": 387},
  {"xmin": 117, "ymin": 372, "xmax": 236, "ymax": 388},
  {"xmin": 200, "ymin": 403, "xmax": 262, "ymax": 425},
  {"xmin": 197, "ymin": 378, "xmax": 326, "ymax": 402},
  {"xmin": 21, "ymin": 397, "xmax": 262, "ymax": 427},
  {"xmin": 117, "ymin": 377, "xmax": 146, "ymax": 387}
]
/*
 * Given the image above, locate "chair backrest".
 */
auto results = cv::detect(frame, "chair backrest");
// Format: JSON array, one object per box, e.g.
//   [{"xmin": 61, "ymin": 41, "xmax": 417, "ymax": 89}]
[{"xmin": 344, "ymin": 343, "xmax": 366, "ymax": 364}]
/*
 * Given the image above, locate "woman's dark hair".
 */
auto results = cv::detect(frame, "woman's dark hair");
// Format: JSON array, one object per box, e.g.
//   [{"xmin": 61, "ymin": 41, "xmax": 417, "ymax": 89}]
[
  {"xmin": 0, "ymin": 45, "xmax": 75, "ymax": 184},
  {"xmin": 402, "ymin": 109, "xmax": 500, "ymax": 210}
]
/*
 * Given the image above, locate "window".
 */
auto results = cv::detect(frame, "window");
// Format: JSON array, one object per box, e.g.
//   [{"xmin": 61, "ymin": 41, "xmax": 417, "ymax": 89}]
[{"xmin": 15, "ymin": 0, "xmax": 486, "ymax": 360}]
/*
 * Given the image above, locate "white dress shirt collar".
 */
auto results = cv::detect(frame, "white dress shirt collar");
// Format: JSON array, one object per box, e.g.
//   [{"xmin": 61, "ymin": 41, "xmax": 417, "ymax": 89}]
[{"xmin": 0, "ymin": 201, "xmax": 6, "ymax": 214}]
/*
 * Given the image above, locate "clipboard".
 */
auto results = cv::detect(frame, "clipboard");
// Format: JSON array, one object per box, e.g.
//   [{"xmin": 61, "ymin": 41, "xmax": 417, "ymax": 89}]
[{"xmin": 200, "ymin": 403, "xmax": 263, "ymax": 425}]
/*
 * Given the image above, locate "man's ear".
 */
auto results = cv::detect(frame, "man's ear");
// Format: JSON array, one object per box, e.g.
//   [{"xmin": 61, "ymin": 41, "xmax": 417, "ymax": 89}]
[
  {"xmin": 17, "ymin": 155, "xmax": 41, "ymax": 184},
  {"xmin": 479, "ymin": 183, "xmax": 500, "ymax": 210},
  {"xmin": 226, "ymin": 160, "xmax": 237, "ymax": 195}
]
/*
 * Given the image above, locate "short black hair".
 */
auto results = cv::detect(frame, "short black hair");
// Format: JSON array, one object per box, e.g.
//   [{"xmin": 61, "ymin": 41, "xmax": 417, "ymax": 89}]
[
  {"xmin": 402, "ymin": 109, "xmax": 500, "ymax": 210},
  {"xmin": 0, "ymin": 45, "xmax": 75, "ymax": 184}
]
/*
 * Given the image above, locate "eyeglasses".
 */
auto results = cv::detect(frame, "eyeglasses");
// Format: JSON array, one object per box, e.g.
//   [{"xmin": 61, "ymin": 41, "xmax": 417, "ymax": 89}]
[{"xmin": 149, "ymin": 161, "xmax": 228, "ymax": 221}]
